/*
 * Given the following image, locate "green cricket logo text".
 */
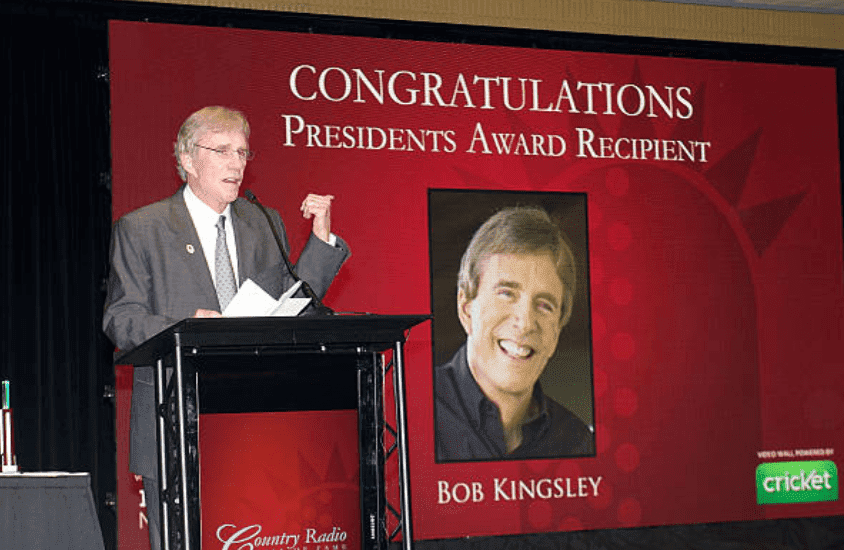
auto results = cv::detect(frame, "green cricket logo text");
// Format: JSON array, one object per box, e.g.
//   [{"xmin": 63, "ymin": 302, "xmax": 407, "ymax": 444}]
[{"xmin": 756, "ymin": 460, "xmax": 838, "ymax": 505}]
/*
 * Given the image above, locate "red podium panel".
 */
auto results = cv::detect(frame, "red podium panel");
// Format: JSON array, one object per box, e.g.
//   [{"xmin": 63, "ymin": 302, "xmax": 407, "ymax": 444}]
[{"xmin": 200, "ymin": 410, "xmax": 361, "ymax": 550}]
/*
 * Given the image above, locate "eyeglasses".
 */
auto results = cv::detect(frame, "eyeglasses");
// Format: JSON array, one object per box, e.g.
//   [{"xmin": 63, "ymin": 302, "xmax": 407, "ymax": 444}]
[{"xmin": 194, "ymin": 143, "xmax": 255, "ymax": 162}]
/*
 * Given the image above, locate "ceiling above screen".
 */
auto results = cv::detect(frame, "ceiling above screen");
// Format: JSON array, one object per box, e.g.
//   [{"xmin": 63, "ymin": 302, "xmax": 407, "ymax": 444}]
[{"xmin": 651, "ymin": 0, "xmax": 844, "ymax": 14}]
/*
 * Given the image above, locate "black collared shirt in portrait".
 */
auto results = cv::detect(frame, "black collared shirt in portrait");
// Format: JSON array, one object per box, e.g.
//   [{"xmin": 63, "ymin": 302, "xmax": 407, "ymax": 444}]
[{"xmin": 434, "ymin": 345, "xmax": 594, "ymax": 462}]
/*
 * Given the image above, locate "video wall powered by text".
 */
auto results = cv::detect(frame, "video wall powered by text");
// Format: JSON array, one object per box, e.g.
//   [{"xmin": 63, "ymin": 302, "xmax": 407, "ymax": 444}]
[{"xmin": 110, "ymin": 19, "xmax": 843, "ymax": 548}]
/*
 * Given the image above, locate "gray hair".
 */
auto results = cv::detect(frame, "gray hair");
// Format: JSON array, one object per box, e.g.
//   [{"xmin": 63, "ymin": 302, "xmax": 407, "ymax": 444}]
[{"xmin": 174, "ymin": 106, "xmax": 250, "ymax": 181}]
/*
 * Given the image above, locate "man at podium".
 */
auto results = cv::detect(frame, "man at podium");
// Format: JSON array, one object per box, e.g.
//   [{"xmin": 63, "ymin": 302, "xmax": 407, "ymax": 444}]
[
  {"xmin": 102, "ymin": 106, "xmax": 350, "ymax": 550},
  {"xmin": 434, "ymin": 206, "xmax": 593, "ymax": 462}
]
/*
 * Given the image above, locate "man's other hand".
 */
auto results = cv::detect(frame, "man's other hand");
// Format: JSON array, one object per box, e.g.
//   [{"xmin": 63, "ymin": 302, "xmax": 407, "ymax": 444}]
[{"xmin": 300, "ymin": 193, "xmax": 333, "ymax": 243}]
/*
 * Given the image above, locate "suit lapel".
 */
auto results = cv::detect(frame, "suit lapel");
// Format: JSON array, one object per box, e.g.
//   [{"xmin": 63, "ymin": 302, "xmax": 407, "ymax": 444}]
[
  {"xmin": 164, "ymin": 189, "xmax": 219, "ymax": 305},
  {"xmin": 231, "ymin": 198, "xmax": 261, "ymax": 285}
]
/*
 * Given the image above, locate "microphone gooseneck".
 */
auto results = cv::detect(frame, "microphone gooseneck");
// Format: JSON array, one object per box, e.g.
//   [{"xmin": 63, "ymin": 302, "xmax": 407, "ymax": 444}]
[{"xmin": 245, "ymin": 189, "xmax": 334, "ymax": 316}]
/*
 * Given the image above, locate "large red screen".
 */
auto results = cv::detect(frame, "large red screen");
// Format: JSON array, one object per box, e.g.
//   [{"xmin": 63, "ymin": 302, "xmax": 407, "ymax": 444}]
[{"xmin": 109, "ymin": 20, "xmax": 843, "ymax": 545}]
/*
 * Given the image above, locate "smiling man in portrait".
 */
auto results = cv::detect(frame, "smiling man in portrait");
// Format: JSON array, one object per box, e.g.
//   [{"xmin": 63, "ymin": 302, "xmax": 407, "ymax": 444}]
[{"xmin": 434, "ymin": 205, "xmax": 594, "ymax": 461}]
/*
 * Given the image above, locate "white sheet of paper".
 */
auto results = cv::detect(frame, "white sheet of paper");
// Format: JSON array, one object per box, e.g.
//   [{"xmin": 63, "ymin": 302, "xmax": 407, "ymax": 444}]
[
  {"xmin": 270, "ymin": 297, "xmax": 311, "ymax": 317},
  {"xmin": 222, "ymin": 279, "xmax": 310, "ymax": 317},
  {"xmin": 278, "ymin": 280, "xmax": 304, "ymax": 303}
]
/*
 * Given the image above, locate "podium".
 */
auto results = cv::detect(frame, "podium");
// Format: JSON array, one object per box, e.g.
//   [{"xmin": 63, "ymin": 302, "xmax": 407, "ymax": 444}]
[{"xmin": 116, "ymin": 315, "xmax": 429, "ymax": 550}]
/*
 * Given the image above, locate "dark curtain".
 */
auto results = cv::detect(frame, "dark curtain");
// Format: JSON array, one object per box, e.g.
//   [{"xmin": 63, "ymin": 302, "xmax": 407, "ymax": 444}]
[{"xmin": 0, "ymin": 6, "xmax": 115, "ymax": 549}]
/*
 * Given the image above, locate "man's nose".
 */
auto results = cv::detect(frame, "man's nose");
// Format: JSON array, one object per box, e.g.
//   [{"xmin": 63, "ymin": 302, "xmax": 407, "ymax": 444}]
[{"xmin": 510, "ymin": 298, "xmax": 538, "ymax": 332}]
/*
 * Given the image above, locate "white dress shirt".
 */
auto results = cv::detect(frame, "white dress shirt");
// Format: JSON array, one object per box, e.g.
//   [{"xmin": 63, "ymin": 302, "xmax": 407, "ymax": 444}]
[{"xmin": 183, "ymin": 185, "xmax": 240, "ymax": 288}]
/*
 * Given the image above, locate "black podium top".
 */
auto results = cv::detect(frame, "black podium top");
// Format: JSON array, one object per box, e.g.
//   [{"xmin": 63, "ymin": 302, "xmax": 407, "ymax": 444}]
[{"xmin": 115, "ymin": 314, "xmax": 430, "ymax": 365}]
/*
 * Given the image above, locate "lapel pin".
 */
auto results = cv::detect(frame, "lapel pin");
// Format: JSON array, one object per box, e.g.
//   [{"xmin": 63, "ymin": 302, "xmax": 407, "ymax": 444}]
[{"xmin": 186, "ymin": 244, "xmax": 195, "ymax": 254}]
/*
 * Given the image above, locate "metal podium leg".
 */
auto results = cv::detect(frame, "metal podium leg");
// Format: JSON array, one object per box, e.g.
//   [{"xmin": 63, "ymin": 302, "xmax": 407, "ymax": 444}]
[
  {"xmin": 392, "ymin": 340, "xmax": 413, "ymax": 550},
  {"xmin": 154, "ymin": 344, "xmax": 197, "ymax": 550},
  {"xmin": 174, "ymin": 345, "xmax": 193, "ymax": 550},
  {"xmin": 155, "ymin": 359, "xmax": 170, "ymax": 550},
  {"xmin": 357, "ymin": 352, "xmax": 384, "ymax": 550}
]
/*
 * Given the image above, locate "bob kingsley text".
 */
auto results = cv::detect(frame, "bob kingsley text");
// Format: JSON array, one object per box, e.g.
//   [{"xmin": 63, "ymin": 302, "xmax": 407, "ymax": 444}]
[{"xmin": 438, "ymin": 476, "xmax": 603, "ymax": 504}]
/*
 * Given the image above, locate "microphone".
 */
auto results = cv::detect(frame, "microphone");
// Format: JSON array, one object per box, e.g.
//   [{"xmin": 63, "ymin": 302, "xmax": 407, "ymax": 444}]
[{"xmin": 244, "ymin": 189, "xmax": 334, "ymax": 316}]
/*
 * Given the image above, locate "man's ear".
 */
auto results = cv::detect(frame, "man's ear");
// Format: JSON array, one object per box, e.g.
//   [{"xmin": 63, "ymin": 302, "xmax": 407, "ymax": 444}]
[
  {"xmin": 457, "ymin": 288, "xmax": 473, "ymax": 336},
  {"xmin": 180, "ymin": 152, "xmax": 198, "ymax": 179}
]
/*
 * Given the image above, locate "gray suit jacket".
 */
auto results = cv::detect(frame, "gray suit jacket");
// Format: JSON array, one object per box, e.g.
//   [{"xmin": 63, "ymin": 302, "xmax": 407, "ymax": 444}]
[{"xmin": 103, "ymin": 187, "xmax": 350, "ymax": 477}]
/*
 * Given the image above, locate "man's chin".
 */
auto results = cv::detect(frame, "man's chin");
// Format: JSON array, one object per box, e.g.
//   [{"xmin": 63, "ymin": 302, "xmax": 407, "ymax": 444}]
[{"xmin": 491, "ymin": 356, "xmax": 545, "ymax": 382}]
